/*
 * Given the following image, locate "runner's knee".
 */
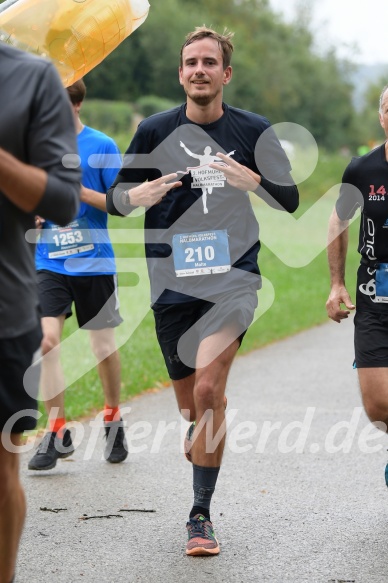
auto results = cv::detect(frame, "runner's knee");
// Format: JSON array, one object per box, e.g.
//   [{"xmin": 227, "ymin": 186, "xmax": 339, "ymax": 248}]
[
  {"xmin": 363, "ymin": 400, "xmax": 388, "ymax": 430},
  {"xmin": 91, "ymin": 339, "xmax": 116, "ymax": 362},
  {"xmin": 194, "ymin": 380, "xmax": 224, "ymax": 413}
]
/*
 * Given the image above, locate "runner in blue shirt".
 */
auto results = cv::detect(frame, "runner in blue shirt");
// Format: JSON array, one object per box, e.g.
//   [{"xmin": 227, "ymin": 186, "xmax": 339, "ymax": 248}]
[{"xmin": 29, "ymin": 79, "xmax": 127, "ymax": 472}]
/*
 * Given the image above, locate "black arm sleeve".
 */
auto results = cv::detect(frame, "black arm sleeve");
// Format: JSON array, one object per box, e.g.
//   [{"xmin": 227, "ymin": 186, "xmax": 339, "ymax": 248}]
[
  {"xmin": 106, "ymin": 179, "xmax": 141, "ymax": 217},
  {"xmin": 255, "ymin": 175, "xmax": 299, "ymax": 213},
  {"xmin": 107, "ymin": 182, "xmax": 126, "ymax": 217},
  {"xmin": 107, "ymin": 126, "xmax": 153, "ymax": 217}
]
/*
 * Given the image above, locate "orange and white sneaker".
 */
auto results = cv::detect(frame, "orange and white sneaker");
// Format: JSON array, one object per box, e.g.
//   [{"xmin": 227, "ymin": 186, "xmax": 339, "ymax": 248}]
[
  {"xmin": 186, "ymin": 514, "xmax": 220, "ymax": 556},
  {"xmin": 184, "ymin": 396, "xmax": 228, "ymax": 463}
]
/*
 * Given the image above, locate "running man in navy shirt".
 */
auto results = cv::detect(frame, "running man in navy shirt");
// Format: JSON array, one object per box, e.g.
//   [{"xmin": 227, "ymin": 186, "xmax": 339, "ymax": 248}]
[{"xmin": 107, "ymin": 26, "xmax": 298, "ymax": 555}]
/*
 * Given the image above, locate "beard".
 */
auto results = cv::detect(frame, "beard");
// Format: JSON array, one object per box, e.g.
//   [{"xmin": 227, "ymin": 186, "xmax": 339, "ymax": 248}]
[
  {"xmin": 189, "ymin": 93, "xmax": 214, "ymax": 106},
  {"xmin": 184, "ymin": 82, "xmax": 221, "ymax": 107}
]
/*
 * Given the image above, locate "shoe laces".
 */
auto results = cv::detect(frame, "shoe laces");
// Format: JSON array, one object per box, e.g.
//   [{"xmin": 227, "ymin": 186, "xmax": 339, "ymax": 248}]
[
  {"xmin": 187, "ymin": 516, "xmax": 213, "ymax": 539},
  {"xmin": 36, "ymin": 432, "xmax": 56, "ymax": 454}
]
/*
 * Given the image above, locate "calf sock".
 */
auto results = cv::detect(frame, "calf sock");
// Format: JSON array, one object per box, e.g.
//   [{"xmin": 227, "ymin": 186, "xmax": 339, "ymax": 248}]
[
  {"xmin": 189, "ymin": 464, "xmax": 220, "ymax": 522},
  {"xmin": 49, "ymin": 417, "xmax": 66, "ymax": 438},
  {"xmin": 104, "ymin": 404, "xmax": 120, "ymax": 423}
]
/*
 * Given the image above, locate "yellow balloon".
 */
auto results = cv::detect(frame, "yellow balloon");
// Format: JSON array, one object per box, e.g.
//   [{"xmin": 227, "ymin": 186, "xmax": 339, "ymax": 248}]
[{"xmin": 0, "ymin": 0, "xmax": 150, "ymax": 86}]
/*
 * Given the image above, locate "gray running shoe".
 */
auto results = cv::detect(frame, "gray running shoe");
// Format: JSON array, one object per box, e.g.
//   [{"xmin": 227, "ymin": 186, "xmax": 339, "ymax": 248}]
[{"xmin": 28, "ymin": 429, "xmax": 74, "ymax": 470}]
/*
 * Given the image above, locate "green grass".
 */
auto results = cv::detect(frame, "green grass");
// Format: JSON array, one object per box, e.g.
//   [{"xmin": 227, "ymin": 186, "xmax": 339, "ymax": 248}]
[{"xmin": 35, "ymin": 150, "xmax": 360, "ymax": 427}]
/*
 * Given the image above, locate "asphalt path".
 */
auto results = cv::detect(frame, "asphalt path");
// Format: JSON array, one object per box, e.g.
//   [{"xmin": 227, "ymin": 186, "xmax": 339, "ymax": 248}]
[{"xmin": 14, "ymin": 319, "xmax": 388, "ymax": 583}]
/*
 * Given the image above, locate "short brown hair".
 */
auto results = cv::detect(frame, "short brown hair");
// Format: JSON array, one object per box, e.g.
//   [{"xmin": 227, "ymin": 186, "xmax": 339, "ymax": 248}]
[
  {"xmin": 66, "ymin": 78, "xmax": 86, "ymax": 105},
  {"xmin": 180, "ymin": 26, "xmax": 234, "ymax": 69}
]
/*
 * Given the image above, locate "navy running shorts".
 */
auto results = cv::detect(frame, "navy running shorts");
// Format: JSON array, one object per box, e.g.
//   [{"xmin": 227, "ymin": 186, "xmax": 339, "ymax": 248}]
[{"xmin": 152, "ymin": 286, "xmax": 258, "ymax": 380}]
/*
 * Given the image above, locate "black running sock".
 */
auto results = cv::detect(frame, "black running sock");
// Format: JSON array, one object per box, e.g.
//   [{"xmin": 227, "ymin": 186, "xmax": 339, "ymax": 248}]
[
  {"xmin": 190, "ymin": 464, "xmax": 220, "ymax": 521},
  {"xmin": 190, "ymin": 505, "xmax": 211, "ymax": 520}
]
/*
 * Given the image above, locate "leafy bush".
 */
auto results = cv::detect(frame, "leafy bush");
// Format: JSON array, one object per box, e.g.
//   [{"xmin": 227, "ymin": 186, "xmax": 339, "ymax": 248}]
[
  {"xmin": 81, "ymin": 99, "xmax": 134, "ymax": 136},
  {"xmin": 135, "ymin": 95, "xmax": 179, "ymax": 118}
]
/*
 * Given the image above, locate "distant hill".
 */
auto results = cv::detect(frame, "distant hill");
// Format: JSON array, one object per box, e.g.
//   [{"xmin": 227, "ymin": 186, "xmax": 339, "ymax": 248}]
[{"xmin": 351, "ymin": 63, "xmax": 388, "ymax": 110}]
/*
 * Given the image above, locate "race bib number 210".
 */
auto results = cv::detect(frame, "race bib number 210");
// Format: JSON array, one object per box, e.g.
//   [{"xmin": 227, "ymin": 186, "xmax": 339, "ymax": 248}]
[{"xmin": 172, "ymin": 230, "xmax": 231, "ymax": 277}]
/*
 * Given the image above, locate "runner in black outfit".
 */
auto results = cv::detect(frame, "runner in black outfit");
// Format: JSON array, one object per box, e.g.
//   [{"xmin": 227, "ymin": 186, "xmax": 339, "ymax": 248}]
[
  {"xmin": 326, "ymin": 83, "xmax": 388, "ymax": 486},
  {"xmin": 107, "ymin": 26, "xmax": 298, "ymax": 555}
]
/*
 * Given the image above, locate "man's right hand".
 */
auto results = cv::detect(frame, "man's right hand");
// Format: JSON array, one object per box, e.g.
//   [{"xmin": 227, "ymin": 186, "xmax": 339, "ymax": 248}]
[
  {"xmin": 326, "ymin": 285, "xmax": 355, "ymax": 323},
  {"xmin": 125, "ymin": 173, "xmax": 182, "ymax": 207}
]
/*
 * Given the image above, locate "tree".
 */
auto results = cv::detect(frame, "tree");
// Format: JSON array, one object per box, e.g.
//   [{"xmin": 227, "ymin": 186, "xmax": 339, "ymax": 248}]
[
  {"xmin": 358, "ymin": 76, "xmax": 388, "ymax": 146},
  {"xmin": 0, "ymin": 0, "xmax": 361, "ymax": 149}
]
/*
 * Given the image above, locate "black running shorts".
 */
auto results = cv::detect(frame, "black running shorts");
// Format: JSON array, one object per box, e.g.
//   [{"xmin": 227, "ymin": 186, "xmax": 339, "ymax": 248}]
[
  {"xmin": 0, "ymin": 324, "xmax": 42, "ymax": 433},
  {"xmin": 152, "ymin": 286, "xmax": 258, "ymax": 380},
  {"xmin": 37, "ymin": 270, "xmax": 123, "ymax": 330},
  {"xmin": 354, "ymin": 308, "xmax": 388, "ymax": 367}
]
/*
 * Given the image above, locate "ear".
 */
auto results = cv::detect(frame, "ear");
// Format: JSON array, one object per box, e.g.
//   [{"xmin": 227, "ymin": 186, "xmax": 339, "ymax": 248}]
[
  {"xmin": 73, "ymin": 101, "xmax": 82, "ymax": 115},
  {"xmin": 379, "ymin": 112, "xmax": 385, "ymax": 130},
  {"xmin": 223, "ymin": 66, "xmax": 232, "ymax": 86},
  {"xmin": 179, "ymin": 66, "xmax": 183, "ymax": 86}
]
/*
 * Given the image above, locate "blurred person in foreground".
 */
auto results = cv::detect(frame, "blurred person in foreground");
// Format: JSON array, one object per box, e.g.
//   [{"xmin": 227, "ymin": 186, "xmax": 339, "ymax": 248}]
[{"xmin": 0, "ymin": 43, "xmax": 80, "ymax": 583}]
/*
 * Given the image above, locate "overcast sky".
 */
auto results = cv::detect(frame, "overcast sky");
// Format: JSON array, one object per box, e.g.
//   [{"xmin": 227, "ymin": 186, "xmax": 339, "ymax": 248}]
[{"xmin": 269, "ymin": 0, "xmax": 388, "ymax": 65}]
